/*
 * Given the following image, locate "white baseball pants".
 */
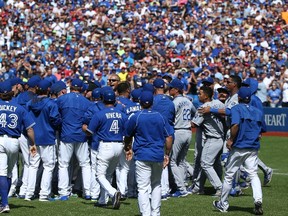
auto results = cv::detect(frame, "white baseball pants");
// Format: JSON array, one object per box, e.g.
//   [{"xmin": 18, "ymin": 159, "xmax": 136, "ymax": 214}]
[
  {"xmin": 116, "ymin": 149, "xmax": 131, "ymax": 196},
  {"xmin": 58, "ymin": 141, "xmax": 91, "ymax": 197},
  {"xmin": 90, "ymin": 149, "xmax": 100, "ymax": 199},
  {"xmin": 26, "ymin": 145, "xmax": 56, "ymax": 199},
  {"xmin": 136, "ymin": 160, "xmax": 162, "ymax": 216},
  {"xmin": 220, "ymin": 148, "xmax": 262, "ymax": 209},
  {"xmin": 96, "ymin": 141, "xmax": 123, "ymax": 204},
  {"xmin": 18, "ymin": 134, "xmax": 30, "ymax": 196}
]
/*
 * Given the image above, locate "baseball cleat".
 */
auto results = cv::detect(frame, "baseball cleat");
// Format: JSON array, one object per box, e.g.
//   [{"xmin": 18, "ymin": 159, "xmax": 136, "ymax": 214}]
[
  {"xmin": 94, "ymin": 202, "xmax": 108, "ymax": 208},
  {"xmin": 254, "ymin": 201, "xmax": 263, "ymax": 215},
  {"xmin": 213, "ymin": 201, "xmax": 227, "ymax": 213},
  {"xmin": 84, "ymin": 195, "xmax": 91, "ymax": 200},
  {"xmin": 17, "ymin": 194, "xmax": 25, "ymax": 199},
  {"xmin": 171, "ymin": 190, "xmax": 189, "ymax": 198},
  {"xmin": 54, "ymin": 195, "xmax": 69, "ymax": 201},
  {"xmin": 212, "ymin": 189, "xmax": 221, "ymax": 197},
  {"xmin": 112, "ymin": 191, "xmax": 121, "ymax": 209},
  {"xmin": 264, "ymin": 168, "xmax": 273, "ymax": 186},
  {"xmin": 0, "ymin": 205, "xmax": 10, "ymax": 213}
]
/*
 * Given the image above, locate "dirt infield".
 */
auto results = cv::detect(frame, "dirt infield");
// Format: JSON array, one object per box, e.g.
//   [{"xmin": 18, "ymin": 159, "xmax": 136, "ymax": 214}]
[{"xmin": 263, "ymin": 132, "xmax": 288, "ymax": 137}]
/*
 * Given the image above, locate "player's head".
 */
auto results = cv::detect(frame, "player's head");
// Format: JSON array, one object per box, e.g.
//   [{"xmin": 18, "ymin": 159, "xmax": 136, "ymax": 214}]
[
  {"xmin": 116, "ymin": 81, "xmax": 131, "ymax": 97},
  {"xmin": 238, "ymin": 87, "xmax": 251, "ymax": 104},
  {"xmin": 37, "ymin": 80, "xmax": 52, "ymax": 96},
  {"xmin": 50, "ymin": 81, "xmax": 67, "ymax": 98},
  {"xmin": 198, "ymin": 86, "xmax": 213, "ymax": 103},
  {"xmin": 217, "ymin": 87, "xmax": 229, "ymax": 104},
  {"xmin": 0, "ymin": 80, "xmax": 14, "ymax": 101},
  {"xmin": 131, "ymin": 88, "xmax": 142, "ymax": 102},
  {"xmin": 168, "ymin": 78, "xmax": 184, "ymax": 97},
  {"xmin": 226, "ymin": 75, "xmax": 242, "ymax": 91},
  {"xmin": 140, "ymin": 91, "xmax": 154, "ymax": 109},
  {"xmin": 103, "ymin": 90, "xmax": 116, "ymax": 105},
  {"xmin": 153, "ymin": 78, "xmax": 165, "ymax": 93},
  {"xmin": 10, "ymin": 77, "xmax": 25, "ymax": 96},
  {"xmin": 27, "ymin": 75, "xmax": 41, "ymax": 92},
  {"xmin": 107, "ymin": 74, "xmax": 120, "ymax": 91},
  {"xmin": 201, "ymin": 77, "xmax": 214, "ymax": 88},
  {"xmin": 70, "ymin": 78, "xmax": 83, "ymax": 92}
]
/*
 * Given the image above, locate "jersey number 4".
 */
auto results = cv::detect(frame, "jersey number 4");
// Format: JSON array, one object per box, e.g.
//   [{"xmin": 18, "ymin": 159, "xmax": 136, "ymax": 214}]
[
  {"xmin": 109, "ymin": 120, "xmax": 119, "ymax": 134},
  {"xmin": 0, "ymin": 113, "xmax": 18, "ymax": 129}
]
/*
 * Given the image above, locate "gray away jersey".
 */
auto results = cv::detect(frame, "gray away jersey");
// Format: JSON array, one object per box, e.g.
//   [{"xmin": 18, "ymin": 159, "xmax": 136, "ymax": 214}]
[
  {"xmin": 173, "ymin": 96, "xmax": 196, "ymax": 129},
  {"xmin": 225, "ymin": 93, "xmax": 238, "ymax": 127},
  {"xmin": 192, "ymin": 100, "xmax": 225, "ymax": 139}
]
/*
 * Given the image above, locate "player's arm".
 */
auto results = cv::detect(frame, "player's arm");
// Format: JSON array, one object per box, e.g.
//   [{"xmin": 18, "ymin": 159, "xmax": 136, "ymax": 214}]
[
  {"xmin": 163, "ymin": 135, "xmax": 173, "ymax": 168},
  {"xmin": 124, "ymin": 136, "xmax": 133, "ymax": 161},
  {"xmin": 227, "ymin": 107, "xmax": 240, "ymax": 150},
  {"xmin": 198, "ymin": 106, "xmax": 228, "ymax": 116},
  {"xmin": 27, "ymin": 127, "xmax": 37, "ymax": 157}
]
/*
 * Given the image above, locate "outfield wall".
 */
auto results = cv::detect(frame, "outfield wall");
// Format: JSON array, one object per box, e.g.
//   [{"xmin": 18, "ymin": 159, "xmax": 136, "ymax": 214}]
[{"xmin": 264, "ymin": 108, "xmax": 288, "ymax": 132}]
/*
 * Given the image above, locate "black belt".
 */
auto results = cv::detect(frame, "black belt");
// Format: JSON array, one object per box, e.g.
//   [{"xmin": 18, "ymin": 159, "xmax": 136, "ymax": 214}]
[
  {"xmin": 174, "ymin": 128, "xmax": 191, "ymax": 130},
  {"xmin": 0, "ymin": 134, "xmax": 19, "ymax": 139}
]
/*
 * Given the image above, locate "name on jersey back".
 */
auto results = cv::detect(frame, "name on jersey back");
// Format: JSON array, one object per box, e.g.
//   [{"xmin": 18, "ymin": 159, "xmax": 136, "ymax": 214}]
[
  {"xmin": 105, "ymin": 112, "xmax": 122, "ymax": 119},
  {"xmin": 0, "ymin": 105, "xmax": 17, "ymax": 112}
]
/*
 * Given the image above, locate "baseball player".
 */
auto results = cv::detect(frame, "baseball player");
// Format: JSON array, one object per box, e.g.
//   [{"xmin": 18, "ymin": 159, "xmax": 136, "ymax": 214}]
[
  {"xmin": 242, "ymin": 78, "xmax": 273, "ymax": 186},
  {"xmin": 192, "ymin": 86, "xmax": 225, "ymax": 196},
  {"xmin": 213, "ymin": 87, "xmax": 265, "ymax": 215},
  {"xmin": 199, "ymin": 75, "xmax": 242, "ymax": 195},
  {"xmin": 152, "ymin": 78, "xmax": 175, "ymax": 199},
  {"xmin": 0, "ymin": 80, "xmax": 37, "ymax": 213},
  {"xmin": 115, "ymin": 82, "xmax": 134, "ymax": 199},
  {"xmin": 56, "ymin": 78, "xmax": 92, "ymax": 200},
  {"xmin": 168, "ymin": 78, "xmax": 196, "ymax": 197},
  {"xmin": 124, "ymin": 91, "xmax": 173, "ymax": 216},
  {"xmin": 25, "ymin": 80, "xmax": 62, "ymax": 201},
  {"xmin": 15, "ymin": 75, "xmax": 41, "ymax": 198},
  {"xmin": 86, "ymin": 90, "xmax": 126, "ymax": 209}
]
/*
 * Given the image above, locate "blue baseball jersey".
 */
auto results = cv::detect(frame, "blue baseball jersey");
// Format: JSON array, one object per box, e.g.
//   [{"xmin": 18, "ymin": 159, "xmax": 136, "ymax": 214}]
[
  {"xmin": 87, "ymin": 107, "xmax": 127, "ymax": 142},
  {"xmin": 250, "ymin": 94, "xmax": 267, "ymax": 132},
  {"xmin": 125, "ymin": 101, "xmax": 142, "ymax": 116},
  {"xmin": 230, "ymin": 104, "xmax": 265, "ymax": 150},
  {"xmin": 124, "ymin": 110, "xmax": 174, "ymax": 163},
  {"xmin": 0, "ymin": 100, "xmax": 35, "ymax": 137},
  {"xmin": 152, "ymin": 94, "xmax": 175, "ymax": 127},
  {"xmin": 57, "ymin": 92, "xmax": 92, "ymax": 143},
  {"xmin": 15, "ymin": 91, "xmax": 36, "ymax": 108},
  {"xmin": 27, "ymin": 97, "xmax": 62, "ymax": 145}
]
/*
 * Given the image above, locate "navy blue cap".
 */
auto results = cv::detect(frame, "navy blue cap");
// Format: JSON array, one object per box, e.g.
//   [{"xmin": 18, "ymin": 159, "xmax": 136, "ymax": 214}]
[
  {"xmin": 92, "ymin": 88, "xmax": 101, "ymax": 99},
  {"xmin": 0, "ymin": 81, "xmax": 12, "ymax": 93},
  {"xmin": 103, "ymin": 90, "xmax": 116, "ymax": 102},
  {"xmin": 10, "ymin": 77, "xmax": 24, "ymax": 86},
  {"xmin": 143, "ymin": 83, "xmax": 154, "ymax": 92},
  {"xmin": 71, "ymin": 78, "xmax": 83, "ymax": 87},
  {"xmin": 140, "ymin": 91, "xmax": 154, "ymax": 105},
  {"xmin": 202, "ymin": 77, "xmax": 214, "ymax": 84},
  {"xmin": 131, "ymin": 88, "xmax": 143, "ymax": 100},
  {"xmin": 168, "ymin": 79, "xmax": 184, "ymax": 90},
  {"xmin": 38, "ymin": 80, "xmax": 52, "ymax": 91},
  {"xmin": 27, "ymin": 75, "xmax": 42, "ymax": 88},
  {"xmin": 81, "ymin": 83, "xmax": 88, "ymax": 92},
  {"xmin": 153, "ymin": 78, "xmax": 165, "ymax": 88},
  {"xmin": 217, "ymin": 87, "xmax": 228, "ymax": 93},
  {"xmin": 238, "ymin": 87, "xmax": 251, "ymax": 100}
]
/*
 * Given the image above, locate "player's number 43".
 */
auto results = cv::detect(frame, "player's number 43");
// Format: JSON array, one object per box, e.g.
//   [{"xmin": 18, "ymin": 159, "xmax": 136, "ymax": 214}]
[{"xmin": 0, "ymin": 113, "xmax": 18, "ymax": 129}]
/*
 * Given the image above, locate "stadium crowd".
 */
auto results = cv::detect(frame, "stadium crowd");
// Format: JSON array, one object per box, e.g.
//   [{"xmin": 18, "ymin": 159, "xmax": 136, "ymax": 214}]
[{"xmin": 0, "ymin": 0, "xmax": 287, "ymax": 107}]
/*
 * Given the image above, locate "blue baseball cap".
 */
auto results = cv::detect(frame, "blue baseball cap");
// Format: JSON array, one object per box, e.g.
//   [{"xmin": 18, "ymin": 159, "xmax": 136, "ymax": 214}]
[
  {"xmin": 153, "ymin": 78, "xmax": 165, "ymax": 88},
  {"xmin": 201, "ymin": 77, "xmax": 214, "ymax": 85},
  {"xmin": 168, "ymin": 79, "xmax": 184, "ymax": 90},
  {"xmin": 92, "ymin": 88, "xmax": 101, "ymax": 99},
  {"xmin": 143, "ymin": 83, "xmax": 154, "ymax": 92},
  {"xmin": 71, "ymin": 78, "xmax": 83, "ymax": 87},
  {"xmin": 0, "ymin": 81, "xmax": 12, "ymax": 93},
  {"xmin": 238, "ymin": 87, "xmax": 251, "ymax": 100},
  {"xmin": 140, "ymin": 91, "xmax": 154, "ymax": 105},
  {"xmin": 38, "ymin": 80, "xmax": 52, "ymax": 91},
  {"xmin": 27, "ymin": 75, "xmax": 42, "ymax": 88},
  {"xmin": 131, "ymin": 88, "xmax": 143, "ymax": 100},
  {"xmin": 50, "ymin": 81, "xmax": 66, "ymax": 94},
  {"xmin": 103, "ymin": 90, "xmax": 116, "ymax": 102},
  {"xmin": 100, "ymin": 86, "xmax": 113, "ymax": 97},
  {"xmin": 10, "ymin": 77, "xmax": 25, "ymax": 86}
]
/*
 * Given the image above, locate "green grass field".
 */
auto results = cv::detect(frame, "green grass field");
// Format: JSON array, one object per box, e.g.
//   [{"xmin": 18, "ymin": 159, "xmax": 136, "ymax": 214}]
[{"xmin": 7, "ymin": 136, "xmax": 288, "ymax": 216}]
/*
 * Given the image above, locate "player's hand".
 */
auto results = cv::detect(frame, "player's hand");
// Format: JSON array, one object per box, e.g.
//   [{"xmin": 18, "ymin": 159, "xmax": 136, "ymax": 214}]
[
  {"xmin": 125, "ymin": 149, "xmax": 133, "ymax": 161},
  {"xmin": 226, "ymin": 139, "xmax": 233, "ymax": 151},
  {"xmin": 198, "ymin": 106, "xmax": 210, "ymax": 114},
  {"xmin": 163, "ymin": 155, "xmax": 169, "ymax": 168},
  {"xmin": 30, "ymin": 145, "xmax": 37, "ymax": 157}
]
